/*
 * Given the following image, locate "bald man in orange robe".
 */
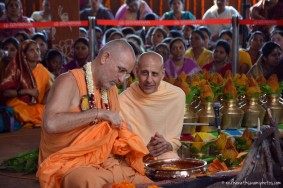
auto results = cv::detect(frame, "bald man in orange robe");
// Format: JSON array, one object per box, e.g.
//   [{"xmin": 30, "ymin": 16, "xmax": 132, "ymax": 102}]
[{"xmin": 36, "ymin": 40, "xmax": 153, "ymax": 188}]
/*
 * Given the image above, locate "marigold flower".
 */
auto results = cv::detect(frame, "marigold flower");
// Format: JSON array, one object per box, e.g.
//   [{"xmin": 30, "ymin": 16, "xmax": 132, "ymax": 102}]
[
  {"xmin": 234, "ymin": 74, "xmax": 248, "ymax": 87},
  {"xmin": 200, "ymin": 84, "xmax": 214, "ymax": 102},
  {"xmin": 256, "ymin": 75, "xmax": 267, "ymax": 85},
  {"xmin": 202, "ymin": 69, "xmax": 211, "ymax": 80},
  {"xmin": 176, "ymin": 71, "xmax": 187, "ymax": 82},
  {"xmin": 165, "ymin": 76, "xmax": 175, "ymax": 85},
  {"xmin": 224, "ymin": 70, "xmax": 233, "ymax": 80},
  {"xmin": 267, "ymin": 74, "xmax": 279, "ymax": 93},
  {"xmin": 174, "ymin": 80, "xmax": 190, "ymax": 95},
  {"xmin": 221, "ymin": 138, "xmax": 238, "ymax": 161},
  {"xmin": 246, "ymin": 76, "xmax": 261, "ymax": 98},
  {"xmin": 222, "ymin": 78, "xmax": 237, "ymax": 100},
  {"xmin": 209, "ymin": 73, "xmax": 224, "ymax": 86},
  {"xmin": 191, "ymin": 75, "xmax": 201, "ymax": 87}
]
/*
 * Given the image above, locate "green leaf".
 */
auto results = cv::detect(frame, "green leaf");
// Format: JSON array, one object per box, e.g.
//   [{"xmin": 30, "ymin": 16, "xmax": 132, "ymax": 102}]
[{"xmin": 186, "ymin": 87, "xmax": 200, "ymax": 104}]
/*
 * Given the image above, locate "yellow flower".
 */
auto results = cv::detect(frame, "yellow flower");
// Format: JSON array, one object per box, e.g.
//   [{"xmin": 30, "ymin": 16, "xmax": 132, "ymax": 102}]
[
  {"xmin": 221, "ymin": 138, "xmax": 238, "ymax": 161},
  {"xmin": 215, "ymin": 132, "xmax": 227, "ymax": 150},
  {"xmin": 192, "ymin": 134, "xmax": 205, "ymax": 151}
]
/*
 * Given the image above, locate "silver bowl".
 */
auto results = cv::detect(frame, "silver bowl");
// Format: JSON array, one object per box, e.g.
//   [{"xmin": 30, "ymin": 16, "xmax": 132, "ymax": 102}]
[{"xmin": 145, "ymin": 158, "xmax": 207, "ymax": 181}]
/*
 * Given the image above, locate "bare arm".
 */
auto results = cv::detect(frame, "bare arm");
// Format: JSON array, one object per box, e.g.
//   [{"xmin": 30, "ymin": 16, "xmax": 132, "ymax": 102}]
[{"xmin": 43, "ymin": 73, "xmax": 123, "ymax": 134}]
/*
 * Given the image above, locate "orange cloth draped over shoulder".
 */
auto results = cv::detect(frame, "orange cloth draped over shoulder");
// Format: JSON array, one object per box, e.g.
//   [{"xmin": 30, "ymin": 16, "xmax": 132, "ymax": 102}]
[
  {"xmin": 6, "ymin": 64, "xmax": 52, "ymax": 125},
  {"xmin": 37, "ymin": 69, "xmax": 149, "ymax": 188}
]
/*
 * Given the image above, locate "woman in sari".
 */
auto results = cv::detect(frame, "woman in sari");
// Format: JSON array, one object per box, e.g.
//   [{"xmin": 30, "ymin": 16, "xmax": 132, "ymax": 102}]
[
  {"xmin": 0, "ymin": 40, "xmax": 53, "ymax": 127},
  {"xmin": 0, "ymin": 0, "xmax": 35, "ymax": 41},
  {"xmin": 115, "ymin": 0, "xmax": 152, "ymax": 20},
  {"xmin": 161, "ymin": 0, "xmax": 195, "ymax": 32},
  {"xmin": 164, "ymin": 37, "xmax": 201, "ymax": 79},
  {"xmin": 203, "ymin": 39, "xmax": 232, "ymax": 77},
  {"xmin": 247, "ymin": 41, "xmax": 283, "ymax": 81},
  {"xmin": 185, "ymin": 29, "xmax": 213, "ymax": 68},
  {"xmin": 0, "ymin": 37, "xmax": 19, "ymax": 81}
]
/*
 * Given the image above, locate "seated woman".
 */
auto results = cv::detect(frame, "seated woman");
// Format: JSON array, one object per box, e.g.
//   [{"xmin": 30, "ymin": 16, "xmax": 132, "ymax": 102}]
[
  {"xmin": 245, "ymin": 31, "xmax": 265, "ymax": 65},
  {"xmin": 219, "ymin": 29, "xmax": 252, "ymax": 74},
  {"xmin": 164, "ymin": 37, "xmax": 201, "ymax": 79},
  {"xmin": 0, "ymin": 37, "xmax": 20, "ymax": 81},
  {"xmin": 63, "ymin": 37, "xmax": 89, "ymax": 72},
  {"xmin": 203, "ymin": 39, "xmax": 232, "ymax": 77},
  {"xmin": 115, "ymin": 0, "xmax": 152, "ymax": 20},
  {"xmin": 185, "ymin": 28, "xmax": 213, "ymax": 68},
  {"xmin": 247, "ymin": 41, "xmax": 283, "ymax": 81},
  {"xmin": 161, "ymin": 0, "xmax": 195, "ymax": 32},
  {"xmin": 0, "ymin": 39, "xmax": 53, "ymax": 127}
]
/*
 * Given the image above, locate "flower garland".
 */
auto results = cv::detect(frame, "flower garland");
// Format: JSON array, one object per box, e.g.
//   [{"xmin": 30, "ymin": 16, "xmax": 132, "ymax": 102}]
[
  {"xmin": 85, "ymin": 62, "xmax": 96, "ymax": 109},
  {"xmin": 83, "ymin": 62, "xmax": 109, "ymax": 110}
]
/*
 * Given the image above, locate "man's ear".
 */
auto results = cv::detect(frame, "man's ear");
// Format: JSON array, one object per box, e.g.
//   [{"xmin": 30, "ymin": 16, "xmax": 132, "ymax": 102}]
[
  {"xmin": 100, "ymin": 51, "xmax": 110, "ymax": 65},
  {"xmin": 161, "ymin": 68, "xmax": 165, "ymax": 80}
]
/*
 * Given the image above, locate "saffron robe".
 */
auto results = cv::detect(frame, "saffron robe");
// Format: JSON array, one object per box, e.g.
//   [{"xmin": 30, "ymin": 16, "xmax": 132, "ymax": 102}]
[
  {"xmin": 37, "ymin": 69, "xmax": 151, "ymax": 188},
  {"xmin": 119, "ymin": 81, "xmax": 186, "ymax": 159}
]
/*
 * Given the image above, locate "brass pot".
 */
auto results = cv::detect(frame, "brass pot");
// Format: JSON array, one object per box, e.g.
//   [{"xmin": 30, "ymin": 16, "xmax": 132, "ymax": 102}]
[
  {"xmin": 183, "ymin": 104, "xmax": 198, "ymax": 135},
  {"xmin": 196, "ymin": 101, "xmax": 217, "ymax": 132},
  {"xmin": 220, "ymin": 99, "xmax": 244, "ymax": 130},
  {"xmin": 145, "ymin": 158, "xmax": 207, "ymax": 181},
  {"xmin": 241, "ymin": 97, "xmax": 266, "ymax": 128},
  {"xmin": 263, "ymin": 94, "xmax": 283, "ymax": 124},
  {"xmin": 190, "ymin": 97, "xmax": 202, "ymax": 113}
]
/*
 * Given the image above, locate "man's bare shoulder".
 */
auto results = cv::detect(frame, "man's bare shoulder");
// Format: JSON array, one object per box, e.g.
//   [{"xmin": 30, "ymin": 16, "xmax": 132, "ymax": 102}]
[{"xmin": 46, "ymin": 72, "xmax": 77, "ymax": 102}]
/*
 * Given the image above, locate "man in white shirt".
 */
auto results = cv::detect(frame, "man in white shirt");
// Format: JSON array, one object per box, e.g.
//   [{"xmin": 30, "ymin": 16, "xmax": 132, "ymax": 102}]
[{"xmin": 202, "ymin": 0, "xmax": 242, "ymax": 41}]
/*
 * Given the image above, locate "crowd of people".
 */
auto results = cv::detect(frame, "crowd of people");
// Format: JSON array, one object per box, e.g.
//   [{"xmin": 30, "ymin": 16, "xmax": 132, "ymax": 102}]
[{"xmin": 0, "ymin": 0, "xmax": 283, "ymax": 187}]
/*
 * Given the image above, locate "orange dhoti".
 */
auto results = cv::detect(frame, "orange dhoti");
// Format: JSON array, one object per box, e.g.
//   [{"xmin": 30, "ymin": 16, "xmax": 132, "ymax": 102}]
[{"xmin": 37, "ymin": 121, "xmax": 152, "ymax": 188}]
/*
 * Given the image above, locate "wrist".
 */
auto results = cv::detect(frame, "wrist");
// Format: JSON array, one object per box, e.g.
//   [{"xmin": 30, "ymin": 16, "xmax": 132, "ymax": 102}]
[
  {"xmin": 167, "ymin": 142, "xmax": 172, "ymax": 152},
  {"xmin": 91, "ymin": 108, "xmax": 99, "ymax": 125}
]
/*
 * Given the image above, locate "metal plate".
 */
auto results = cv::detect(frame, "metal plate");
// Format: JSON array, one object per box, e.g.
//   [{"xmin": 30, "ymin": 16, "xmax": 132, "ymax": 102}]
[{"xmin": 145, "ymin": 158, "xmax": 207, "ymax": 181}]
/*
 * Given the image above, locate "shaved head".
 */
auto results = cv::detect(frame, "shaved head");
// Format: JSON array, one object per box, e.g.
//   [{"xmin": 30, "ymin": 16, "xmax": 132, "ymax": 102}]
[{"xmin": 136, "ymin": 52, "xmax": 165, "ymax": 94}]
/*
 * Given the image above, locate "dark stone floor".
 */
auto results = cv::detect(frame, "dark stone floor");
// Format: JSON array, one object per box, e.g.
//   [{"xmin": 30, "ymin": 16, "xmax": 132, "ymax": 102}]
[{"xmin": 0, "ymin": 128, "xmax": 41, "ymax": 188}]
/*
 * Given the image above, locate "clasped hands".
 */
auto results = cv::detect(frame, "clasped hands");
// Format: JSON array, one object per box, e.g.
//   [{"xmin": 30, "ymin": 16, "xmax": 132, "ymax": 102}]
[{"xmin": 147, "ymin": 132, "xmax": 172, "ymax": 157}]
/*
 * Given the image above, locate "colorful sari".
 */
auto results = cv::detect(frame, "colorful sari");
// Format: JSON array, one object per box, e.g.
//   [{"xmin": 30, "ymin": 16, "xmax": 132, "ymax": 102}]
[
  {"xmin": 0, "ymin": 40, "xmax": 52, "ymax": 125},
  {"xmin": 164, "ymin": 57, "xmax": 201, "ymax": 79}
]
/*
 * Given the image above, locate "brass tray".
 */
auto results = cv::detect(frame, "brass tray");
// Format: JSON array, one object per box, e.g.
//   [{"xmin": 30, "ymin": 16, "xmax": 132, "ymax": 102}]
[{"xmin": 145, "ymin": 158, "xmax": 207, "ymax": 181}]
